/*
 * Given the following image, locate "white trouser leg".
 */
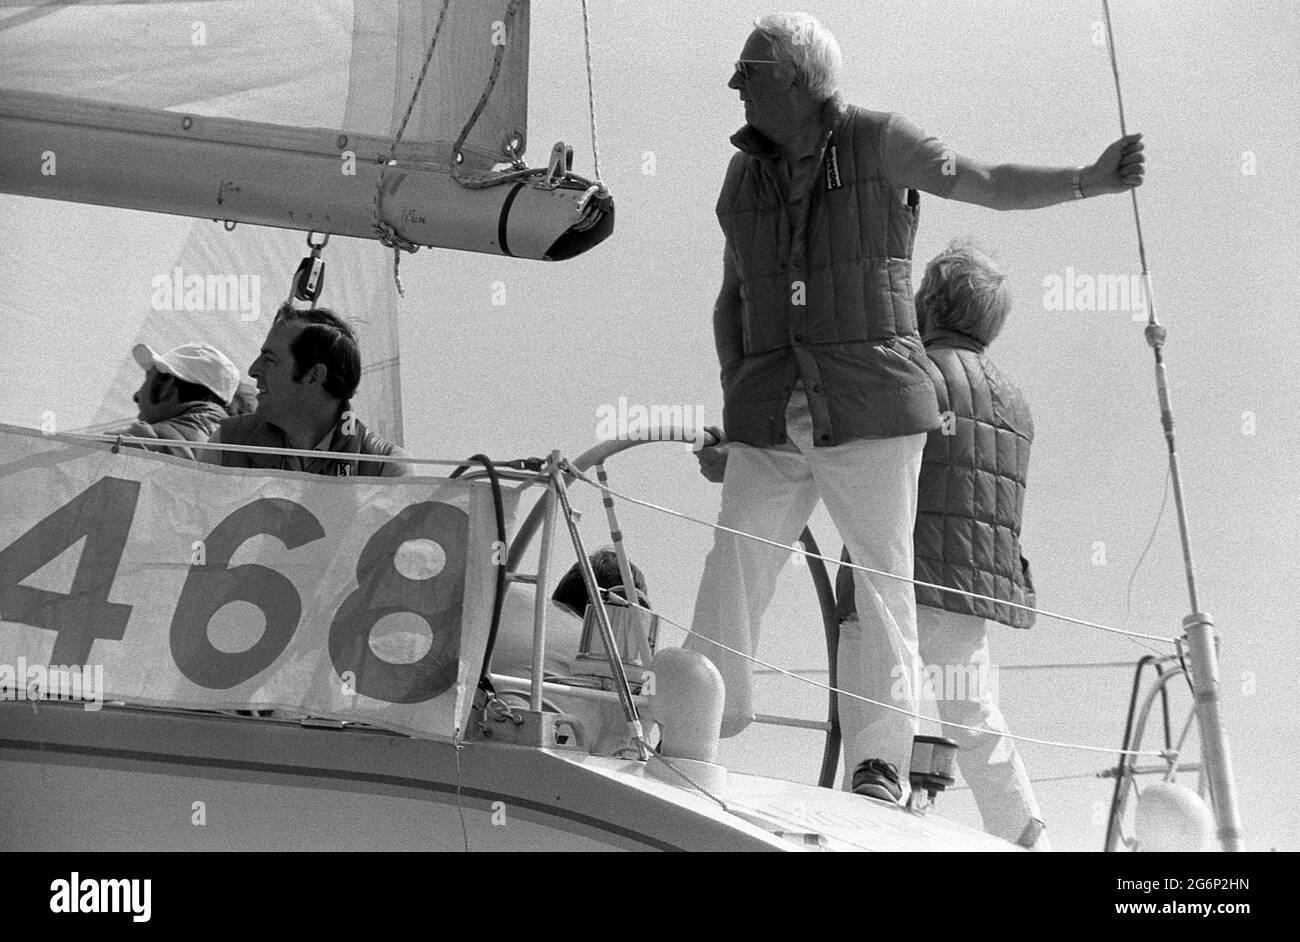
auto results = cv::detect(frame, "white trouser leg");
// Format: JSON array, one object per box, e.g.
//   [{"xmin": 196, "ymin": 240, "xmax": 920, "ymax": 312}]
[
  {"xmin": 808, "ymin": 434, "xmax": 925, "ymax": 787},
  {"xmin": 917, "ymin": 604, "xmax": 1047, "ymax": 847},
  {"xmin": 684, "ymin": 433, "xmax": 819, "ymax": 736},
  {"xmin": 756, "ymin": 391, "xmax": 926, "ymax": 785}
]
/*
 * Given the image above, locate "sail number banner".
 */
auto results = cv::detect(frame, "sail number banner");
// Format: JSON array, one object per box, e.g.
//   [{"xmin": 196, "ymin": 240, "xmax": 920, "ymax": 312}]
[{"xmin": 0, "ymin": 424, "xmax": 513, "ymax": 741}]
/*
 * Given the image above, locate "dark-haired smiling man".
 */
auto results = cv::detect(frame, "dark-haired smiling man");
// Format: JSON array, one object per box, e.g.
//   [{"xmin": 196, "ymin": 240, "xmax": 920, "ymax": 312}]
[{"xmin": 205, "ymin": 304, "xmax": 410, "ymax": 477}]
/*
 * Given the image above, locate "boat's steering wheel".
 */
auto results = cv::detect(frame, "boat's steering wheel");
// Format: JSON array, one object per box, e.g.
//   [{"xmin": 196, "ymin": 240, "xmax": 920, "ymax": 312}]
[{"xmin": 504, "ymin": 426, "xmax": 844, "ymax": 789}]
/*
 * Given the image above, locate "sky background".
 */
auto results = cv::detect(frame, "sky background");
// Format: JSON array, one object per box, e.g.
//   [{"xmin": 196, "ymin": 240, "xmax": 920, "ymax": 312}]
[{"xmin": 3, "ymin": 0, "xmax": 1297, "ymax": 851}]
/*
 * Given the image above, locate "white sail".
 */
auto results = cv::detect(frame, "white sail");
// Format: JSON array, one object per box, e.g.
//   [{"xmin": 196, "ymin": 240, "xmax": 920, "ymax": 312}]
[
  {"xmin": 0, "ymin": 0, "xmax": 530, "ymax": 161},
  {"xmin": 0, "ymin": 0, "xmax": 542, "ymax": 441}
]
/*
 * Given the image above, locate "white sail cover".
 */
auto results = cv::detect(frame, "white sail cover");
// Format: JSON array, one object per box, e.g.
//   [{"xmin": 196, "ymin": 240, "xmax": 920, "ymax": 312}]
[{"xmin": 0, "ymin": 0, "xmax": 533, "ymax": 441}]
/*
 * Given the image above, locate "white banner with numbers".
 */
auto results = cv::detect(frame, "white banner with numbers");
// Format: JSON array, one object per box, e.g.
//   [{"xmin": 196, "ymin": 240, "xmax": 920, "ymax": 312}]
[{"xmin": 0, "ymin": 424, "xmax": 516, "ymax": 741}]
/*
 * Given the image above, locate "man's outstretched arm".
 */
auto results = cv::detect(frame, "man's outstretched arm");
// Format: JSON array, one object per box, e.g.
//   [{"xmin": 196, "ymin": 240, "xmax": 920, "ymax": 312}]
[{"xmin": 943, "ymin": 133, "xmax": 1146, "ymax": 210}]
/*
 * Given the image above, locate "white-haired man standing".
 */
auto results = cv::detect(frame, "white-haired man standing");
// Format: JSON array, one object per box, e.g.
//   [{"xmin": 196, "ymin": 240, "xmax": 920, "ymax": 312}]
[{"xmin": 689, "ymin": 12, "xmax": 1144, "ymax": 801}]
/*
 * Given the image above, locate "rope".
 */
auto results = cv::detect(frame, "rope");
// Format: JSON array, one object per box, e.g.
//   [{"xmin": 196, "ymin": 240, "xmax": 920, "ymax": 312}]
[
  {"xmin": 1122, "ymin": 464, "xmax": 1173, "ymax": 659},
  {"xmin": 453, "ymin": 741, "xmax": 470, "ymax": 852},
  {"xmin": 433, "ymin": 0, "xmax": 610, "ymax": 205},
  {"xmin": 569, "ymin": 465, "xmax": 1177, "ymax": 645},
  {"xmin": 636, "ymin": 739, "xmax": 875, "ymax": 850},
  {"xmin": 637, "ymin": 740, "xmax": 878, "ymax": 850},
  {"xmin": 579, "ymin": 0, "xmax": 603, "ymax": 182},
  {"xmin": 637, "ymin": 739, "xmax": 730, "ymax": 810},
  {"xmin": 608, "ymin": 592, "xmax": 1166, "ymax": 759},
  {"xmin": 371, "ymin": 0, "xmax": 451, "ymax": 295},
  {"xmin": 452, "ymin": 0, "xmax": 522, "ymax": 178}
]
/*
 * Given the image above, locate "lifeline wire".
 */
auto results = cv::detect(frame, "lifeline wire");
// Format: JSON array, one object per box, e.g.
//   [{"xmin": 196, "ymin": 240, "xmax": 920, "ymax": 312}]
[
  {"xmin": 71, "ymin": 433, "xmax": 466, "ymax": 467},
  {"xmin": 571, "ymin": 465, "xmax": 1177, "ymax": 646},
  {"xmin": 605, "ymin": 591, "xmax": 1167, "ymax": 760},
  {"xmin": 755, "ymin": 661, "xmax": 1144, "ymax": 676},
  {"xmin": 948, "ymin": 771, "xmax": 1113, "ymax": 793}
]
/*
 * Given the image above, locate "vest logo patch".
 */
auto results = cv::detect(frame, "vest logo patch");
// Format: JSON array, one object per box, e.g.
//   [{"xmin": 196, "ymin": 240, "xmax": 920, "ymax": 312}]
[{"xmin": 825, "ymin": 144, "xmax": 841, "ymax": 190}]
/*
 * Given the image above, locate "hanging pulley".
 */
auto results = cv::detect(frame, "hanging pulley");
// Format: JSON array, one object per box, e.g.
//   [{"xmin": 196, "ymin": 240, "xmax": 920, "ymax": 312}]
[{"xmin": 290, "ymin": 231, "xmax": 329, "ymax": 305}]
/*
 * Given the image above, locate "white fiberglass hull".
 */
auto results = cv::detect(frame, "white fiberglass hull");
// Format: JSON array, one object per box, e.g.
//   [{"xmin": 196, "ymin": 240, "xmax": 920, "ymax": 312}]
[{"xmin": 0, "ymin": 700, "xmax": 1015, "ymax": 852}]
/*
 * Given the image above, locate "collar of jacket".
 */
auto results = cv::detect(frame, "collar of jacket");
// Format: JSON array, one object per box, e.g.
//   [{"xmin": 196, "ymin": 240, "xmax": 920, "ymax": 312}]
[
  {"xmin": 922, "ymin": 326, "xmax": 988, "ymax": 354},
  {"xmin": 174, "ymin": 400, "xmax": 228, "ymax": 424},
  {"xmin": 259, "ymin": 399, "xmax": 364, "ymax": 454},
  {"xmin": 729, "ymin": 94, "xmax": 846, "ymax": 163},
  {"xmin": 325, "ymin": 399, "xmax": 365, "ymax": 455}
]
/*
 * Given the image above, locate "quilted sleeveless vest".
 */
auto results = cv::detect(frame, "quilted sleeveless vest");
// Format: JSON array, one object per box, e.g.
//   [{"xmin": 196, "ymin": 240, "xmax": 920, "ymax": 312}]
[
  {"xmin": 716, "ymin": 102, "xmax": 940, "ymax": 446},
  {"xmin": 836, "ymin": 329, "xmax": 1037, "ymax": 628}
]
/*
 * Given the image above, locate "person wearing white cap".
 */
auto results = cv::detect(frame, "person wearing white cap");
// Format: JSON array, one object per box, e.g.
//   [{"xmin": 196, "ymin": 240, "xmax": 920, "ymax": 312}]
[{"xmin": 116, "ymin": 341, "xmax": 241, "ymax": 461}]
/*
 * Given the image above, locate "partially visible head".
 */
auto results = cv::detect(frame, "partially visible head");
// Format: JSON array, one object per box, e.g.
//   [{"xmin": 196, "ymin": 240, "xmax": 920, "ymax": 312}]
[
  {"xmin": 249, "ymin": 303, "xmax": 361, "ymax": 425},
  {"xmin": 729, "ymin": 12, "xmax": 841, "ymax": 128},
  {"xmin": 131, "ymin": 342, "xmax": 238, "ymax": 423},
  {"xmin": 226, "ymin": 380, "xmax": 259, "ymax": 417},
  {"xmin": 914, "ymin": 240, "xmax": 1012, "ymax": 345},
  {"xmin": 551, "ymin": 548, "xmax": 648, "ymax": 616}
]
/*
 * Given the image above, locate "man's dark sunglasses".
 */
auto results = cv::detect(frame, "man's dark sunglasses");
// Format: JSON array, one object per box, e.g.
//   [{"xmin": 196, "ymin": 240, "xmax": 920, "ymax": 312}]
[{"xmin": 734, "ymin": 58, "xmax": 788, "ymax": 80}]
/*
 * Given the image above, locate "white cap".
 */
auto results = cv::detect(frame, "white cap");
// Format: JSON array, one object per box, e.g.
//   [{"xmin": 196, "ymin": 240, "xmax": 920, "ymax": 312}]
[{"xmin": 132, "ymin": 342, "xmax": 240, "ymax": 404}]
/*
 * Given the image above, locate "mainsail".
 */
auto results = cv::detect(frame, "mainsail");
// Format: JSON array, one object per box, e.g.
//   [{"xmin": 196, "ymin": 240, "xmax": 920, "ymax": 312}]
[{"xmin": 0, "ymin": 1, "xmax": 531, "ymax": 162}]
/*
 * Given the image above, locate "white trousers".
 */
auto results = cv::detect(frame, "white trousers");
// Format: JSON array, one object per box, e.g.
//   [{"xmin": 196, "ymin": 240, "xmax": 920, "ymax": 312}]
[
  {"xmin": 686, "ymin": 388, "xmax": 926, "ymax": 781},
  {"xmin": 913, "ymin": 603, "xmax": 1048, "ymax": 848}
]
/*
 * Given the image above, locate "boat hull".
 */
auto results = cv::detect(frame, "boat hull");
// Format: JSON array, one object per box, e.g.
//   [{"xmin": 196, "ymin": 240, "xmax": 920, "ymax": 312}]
[
  {"xmin": 0, "ymin": 700, "xmax": 780, "ymax": 851},
  {"xmin": 0, "ymin": 699, "xmax": 1018, "ymax": 852}
]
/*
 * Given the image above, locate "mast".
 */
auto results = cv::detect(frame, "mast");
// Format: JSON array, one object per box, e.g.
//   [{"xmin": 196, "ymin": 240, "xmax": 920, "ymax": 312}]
[{"xmin": 1101, "ymin": 0, "xmax": 1243, "ymax": 851}]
